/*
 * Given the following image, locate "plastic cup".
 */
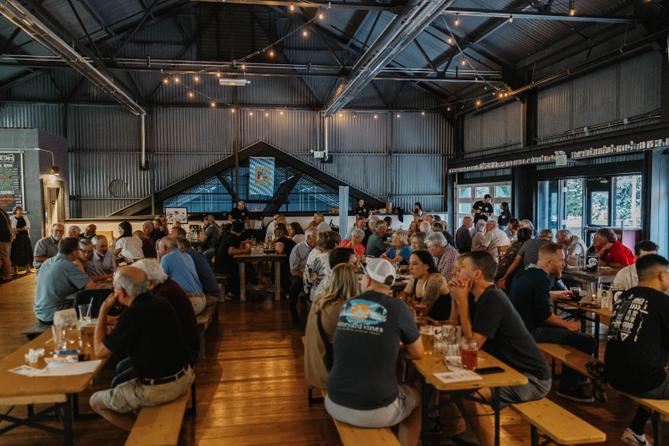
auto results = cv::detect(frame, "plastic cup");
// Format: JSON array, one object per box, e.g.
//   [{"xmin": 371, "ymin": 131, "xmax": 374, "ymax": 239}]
[{"xmin": 78, "ymin": 304, "xmax": 92, "ymax": 323}]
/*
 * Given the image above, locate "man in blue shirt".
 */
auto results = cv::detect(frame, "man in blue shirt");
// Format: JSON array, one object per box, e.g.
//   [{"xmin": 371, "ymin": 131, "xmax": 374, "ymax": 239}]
[
  {"xmin": 157, "ymin": 237, "xmax": 206, "ymax": 315},
  {"xmin": 35, "ymin": 237, "xmax": 96, "ymax": 324},
  {"xmin": 176, "ymin": 238, "xmax": 220, "ymax": 296},
  {"xmin": 509, "ymin": 242, "xmax": 595, "ymax": 403}
]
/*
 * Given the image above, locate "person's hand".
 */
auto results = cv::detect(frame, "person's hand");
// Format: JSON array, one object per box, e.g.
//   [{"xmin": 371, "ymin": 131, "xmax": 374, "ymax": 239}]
[
  {"xmin": 448, "ymin": 278, "xmax": 471, "ymax": 306},
  {"xmin": 495, "ymin": 278, "xmax": 506, "ymax": 290},
  {"xmin": 567, "ymin": 320, "xmax": 581, "ymax": 332},
  {"xmin": 100, "ymin": 290, "xmax": 119, "ymax": 313},
  {"xmin": 550, "ymin": 290, "xmax": 573, "ymax": 301}
]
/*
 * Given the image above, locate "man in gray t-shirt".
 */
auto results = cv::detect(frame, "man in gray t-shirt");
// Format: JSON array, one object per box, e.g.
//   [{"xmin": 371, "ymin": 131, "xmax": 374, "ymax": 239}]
[{"xmin": 34, "ymin": 223, "xmax": 65, "ymax": 270}]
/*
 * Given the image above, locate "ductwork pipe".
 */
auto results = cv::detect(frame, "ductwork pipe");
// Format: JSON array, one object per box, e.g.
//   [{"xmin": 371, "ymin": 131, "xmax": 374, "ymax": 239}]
[{"xmin": 140, "ymin": 113, "xmax": 147, "ymax": 169}]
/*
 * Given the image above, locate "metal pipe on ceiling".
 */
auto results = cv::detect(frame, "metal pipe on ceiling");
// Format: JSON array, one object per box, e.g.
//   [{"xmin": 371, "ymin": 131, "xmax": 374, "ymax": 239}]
[
  {"xmin": 324, "ymin": 0, "xmax": 454, "ymax": 116},
  {"xmin": 0, "ymin": 0, "xmax": 146, "ymax": 116},
  {"xmin": 190, "ymin": 0, "xmax": 407, "ymax": 10},
  {"xmin": 442, "ymin": 8, "xmax": 635, "ymax": 24}
]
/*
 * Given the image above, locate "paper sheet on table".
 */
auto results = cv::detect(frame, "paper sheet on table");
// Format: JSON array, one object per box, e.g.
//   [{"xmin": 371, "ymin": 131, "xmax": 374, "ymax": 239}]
[
  {"xmin": 9, "ymin": 360, "xmax": 102, "ymax": 377},
  {"xmin": 434, "ymin": 369, "xmax": 482, "ymax": 384}
]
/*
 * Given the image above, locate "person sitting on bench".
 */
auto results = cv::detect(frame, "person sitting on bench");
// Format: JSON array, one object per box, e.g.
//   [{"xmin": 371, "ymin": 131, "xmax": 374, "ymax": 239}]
[
  {"xmin": 509, "ymin": 242, "xmax": 596, "ymax": 403},
  {"xmin": 605, "ymin": 254, "xmax": 669, "ymax": 446},
  {"xmin": 448, "ymin": 251, "xmax": 551, "ymax": 446},
  {"xmin": 89, "ymin": 266, "xmax": 194, "ymax": 431},
  {"xmin": 325, "ymin": 258, "xmax": 424, "ymax": 446}
]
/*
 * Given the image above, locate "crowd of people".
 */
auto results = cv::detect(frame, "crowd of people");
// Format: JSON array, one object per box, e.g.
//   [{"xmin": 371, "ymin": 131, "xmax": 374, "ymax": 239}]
[{"xmin": 2, "ymin": 197, "xmax": 667, "ymax": 445}]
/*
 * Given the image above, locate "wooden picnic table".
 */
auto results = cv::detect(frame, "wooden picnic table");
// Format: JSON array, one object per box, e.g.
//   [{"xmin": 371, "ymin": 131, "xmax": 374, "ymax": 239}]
[
  {"xmin": 554, "ymin": 300, "xmax": 612, "ymax": 358},
  {"xmin": 413, "ymin": 350, "xmax": 528, "ymax": 446},
  {"xmin": 562, "ymin": 266, "xmax": 619, "ymax": 293},
  {"xmin": 0, "ymin": 329, "xmax": 107, "ymax": 446},
  {"xmin": 234, "ymin": 253, "xmax": 286, "ymax": 302}
]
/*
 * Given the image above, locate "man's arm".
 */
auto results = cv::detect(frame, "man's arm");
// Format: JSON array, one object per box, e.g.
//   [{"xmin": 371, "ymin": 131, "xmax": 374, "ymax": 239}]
[
  {"xmin": 93, "ymin": 293, "xmax": 117, "ymax": 359},
  {"xmin": 544, "ymin": 314, "xmax": 580, "ymax": 331},
  {"xmin": 405, "ymin": 338, "xmax": 424, "ymax": 360}
]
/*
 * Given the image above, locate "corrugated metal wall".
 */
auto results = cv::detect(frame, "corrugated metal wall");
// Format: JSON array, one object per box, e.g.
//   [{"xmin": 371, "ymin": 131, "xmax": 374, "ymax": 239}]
[
  {"xmin": 0, "ymin": 102, "xmax": 453, "ymax": 216},
  {"xmin": 463, "ymin": 101, "xmax": 522, "ymax": 156},
  {"xmin": 537, "ymin": 51, "xmax": 661, "ymax": 141}
]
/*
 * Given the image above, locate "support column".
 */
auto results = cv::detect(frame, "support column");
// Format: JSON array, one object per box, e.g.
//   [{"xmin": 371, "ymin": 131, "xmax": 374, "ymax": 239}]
[{"xmin": 512, "ymin": 165, "xmax": 536, "ymax": 221}]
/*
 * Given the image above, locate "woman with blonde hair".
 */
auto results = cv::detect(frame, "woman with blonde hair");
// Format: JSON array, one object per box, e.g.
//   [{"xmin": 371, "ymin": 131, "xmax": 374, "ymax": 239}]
[{"xmin": 304, "ymin": 263, "xmax": 358, "ymax": 389}]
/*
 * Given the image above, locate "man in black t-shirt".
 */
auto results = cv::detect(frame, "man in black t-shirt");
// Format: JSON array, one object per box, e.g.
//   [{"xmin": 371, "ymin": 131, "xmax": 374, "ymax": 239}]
[
  {"xmin": 215, "ymin": 220, "xmax": 250, "ymax": 299},
  {"xmin": 509, "ymin": 243, "xmax": 595, "ymax": 403},
  {"xmin": 448, "ymin": 251, "xmax": 550, "ymax": 446},
  {"xmin": 229, "ymin": 200, "xmax": 249, "ymax": 222},
  {"xmin": 605, "ymin": 254, "xmax": 669, "ymax": 446},
  {"xmin": 89, "ymin": 267, "xmax": 194, "ymax": 431},
  {"xmin": 472, "ymin": 194, "xmax": 493, "ymax": 224},
  {"xmin": 325, "ymin": 258, "xmax": 424, "ymax": 444}
]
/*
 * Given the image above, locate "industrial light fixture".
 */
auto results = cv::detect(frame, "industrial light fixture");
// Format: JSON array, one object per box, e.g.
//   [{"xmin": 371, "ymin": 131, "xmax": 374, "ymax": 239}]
[
  {"xmin": 218, "ymin": 78, "xmax": 251, "ymax": 87},
  {"xmin": 289, "ymin": 4, "xmax": 296, "ymax": 12},
  {"xmin": 187, "ymin": 91, "xmax": 194, "ymax": 98},
  {"xmin": 568, "ymin": 0, "xmax": 576, "ymax": 16},
  {"xmin": 264, "ymin": 112, "xmax": 269, "ymax": 117},
  {"xmin": 193, "ymin": 75, "xmax": 200, "ymax": 83},
  {"xmin": 210, "ymin": 101, "xmax": 216, "ymax": 108},
  {"xmin": 373, "ymin": 113, "xmax": 378, "ymax": 119},
  {"xmin": 396, "ymin": 113, "xmax": 400, "ymax": 119},
  {"xmin": 318, "ymin": 11, "xmax": 325, "ymax": 20},
  {"xmin": 454, "ymin": 13, "xmax": 460, "ymax": 26},
  {"xmin": 508, "ymin": 15, "xmax": 513, "ymax": 23},
  {"xmin": 302, "ymin": 29, "xmax": 309, "ymax": 38},
  {"xmin": 447, "ymin": 36, "xmax": 453, "ymax": 44},
  {"xmin": 268, "ymin": 48, "xmax": 275, "ymax": 57}
]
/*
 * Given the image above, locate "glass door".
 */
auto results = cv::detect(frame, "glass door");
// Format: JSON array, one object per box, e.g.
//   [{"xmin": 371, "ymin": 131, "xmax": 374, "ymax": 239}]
[{"xmin": 537, "ymin": 180, "xmax": 559, "ymax": 232}]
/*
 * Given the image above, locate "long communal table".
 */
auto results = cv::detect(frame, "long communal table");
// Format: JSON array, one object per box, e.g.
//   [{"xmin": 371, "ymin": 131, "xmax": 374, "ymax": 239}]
[
  {"xmin": 413, "ymin": 351, "xmax": 528, "ymax": 446},
  {"xmin": 554, "ymin": 300, "xmax": 612, "ymax": 358},
  {"xmin": 0, "ymin": 330, "xmax": 107, "ymax": 446},
  {"xmin": 562, "ymin": 266, "xmax": 618, "ymax": 294},
  {"xmin": 234, "ymin": 253, "xmax": 285, "ymax": 302}
]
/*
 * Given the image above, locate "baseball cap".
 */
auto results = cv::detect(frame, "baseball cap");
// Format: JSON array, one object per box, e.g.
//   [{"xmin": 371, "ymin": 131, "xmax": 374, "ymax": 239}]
[{"xmin": 362, "ymin": 257, "xmax": 396, "ymax": 286}]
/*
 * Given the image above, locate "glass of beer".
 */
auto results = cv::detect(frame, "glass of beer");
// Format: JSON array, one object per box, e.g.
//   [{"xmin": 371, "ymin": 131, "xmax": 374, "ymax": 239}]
[{"xmin": 460, "ymin": 336, "xmax": 478, "ymax": 370}]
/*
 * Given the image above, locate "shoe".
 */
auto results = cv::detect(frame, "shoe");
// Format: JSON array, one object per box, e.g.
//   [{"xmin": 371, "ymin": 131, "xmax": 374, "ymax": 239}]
[
  {"xmin": 621, "ymin": 428, "xmax": 652, "ymax": 446},
  {"xmin": 556, "ymin": 387, "xmax": 595, "ymax": 403}
]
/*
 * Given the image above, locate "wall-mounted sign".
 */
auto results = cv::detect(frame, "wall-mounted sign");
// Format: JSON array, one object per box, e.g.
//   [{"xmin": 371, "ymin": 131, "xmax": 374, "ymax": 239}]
[
  {"xmin": 249, "ymin": 157, "xmax": 275, "ymax": 197},
  {"xmin": 0, "ymin": 151, "xmax": 25, "ymax": 213}
]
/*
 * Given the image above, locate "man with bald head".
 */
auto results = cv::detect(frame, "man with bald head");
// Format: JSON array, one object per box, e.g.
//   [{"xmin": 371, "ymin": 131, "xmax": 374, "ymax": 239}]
[
  {"xmin": 81, "ymin": 224, "xmax": 97, "ymax": 242},
  {"xmin": 89, "ymin": 266, "xmax": 194, "ymax": 431},
  {"xmin": 33, "ymin": 223, "xmax": 65, "ymax": 270}
]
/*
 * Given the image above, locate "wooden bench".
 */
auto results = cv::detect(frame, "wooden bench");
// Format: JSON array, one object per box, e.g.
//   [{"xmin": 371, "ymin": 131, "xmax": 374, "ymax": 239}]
[
  {"xmin": 125, "ymin": 390, "xmax": 191, "ymax": 446},
  {"xmin": 538, "ymin": 343, "xmax": 669, "ymax": 443},
  {"xmin": 319, "ymin": 390, "xmax": 400, "ymax": 446},
  {"xmin": 196, "ymin": 302, "xmax": 218, "ymax": 360},
  {"xmin": 514, "ymin": 398, "xmax": 606, "ymax": 445}
]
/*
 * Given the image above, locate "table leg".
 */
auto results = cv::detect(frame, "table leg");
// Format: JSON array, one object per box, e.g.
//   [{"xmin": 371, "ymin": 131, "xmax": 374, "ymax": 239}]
[
  {"xmin": 274, "ymin": 261, "xmax": 281, "ymax": 302},
  {"xmin": 239, "ymin": 262, "xmax": 246, "ymax": 302},
  {"xmin": 593, "ymin": 314, "xmax": 601, "ymax": 359},
  {"xmin": 492, "ymin": 388, "xmax": 501, "ymax": 446},
  {"xmin": 652, "ymin": 412, "xmax": 662, "ymax": 446},
  {"xmin": 63, "ymin": 394, "xmax": 73, "ymax": 446},
  {"xmin": 420, "ymin": 379, "xmax": 431, "ymax": 446}
]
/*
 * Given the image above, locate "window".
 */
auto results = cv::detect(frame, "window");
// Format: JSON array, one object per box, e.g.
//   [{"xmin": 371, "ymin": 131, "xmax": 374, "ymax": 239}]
[
  {"xmin": 456, "ymin": 180, "xmax": 512, "ymax": 227},
  {"xmin": 563, "ymin": 178, "xmax": 583, "ymax": 234},
  {"xmin": 163, "ymin": 177, "xmax": 233, "ymax": 214},
  {"xmin": 537, "ymin": 180, "xmax": 559, "ymax": 232},
  {"xmin": 590, "ymin": 191, "xmax": 609, "ymax": 226},
  {"xmin": 614, "ymin": 175, "xmax": 642, "ymax": 228}
]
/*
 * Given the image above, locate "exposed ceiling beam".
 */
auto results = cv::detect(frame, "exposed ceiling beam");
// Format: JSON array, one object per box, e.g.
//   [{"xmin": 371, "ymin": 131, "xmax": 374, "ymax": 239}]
[
  {"xmin": 442, "ymin": 8, "xmax": 635, "ymax": 24},
  {"xmin": 190, "ymin": 0, "xmax": 407, "ymax": 11},
  {"xmin": 324, "ymin": 0, "xmax": 454, "ymax": 116},
  {"xmin": 0, "ymin": 55, "xmax": 501, "ymax": 82},
  {"xmin": 0, "ymin": 0, "xmax": 145, "ymax": 115}
]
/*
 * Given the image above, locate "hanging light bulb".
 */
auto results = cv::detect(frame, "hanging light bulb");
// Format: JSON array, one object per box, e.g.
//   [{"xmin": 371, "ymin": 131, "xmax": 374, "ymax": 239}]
[
  {"xmin": 231, "ymin": 108, "xmax": 236, "ymax": 113},
  {"xmin": 454, "ymin": 13, "xmax": 460, "ymax": 26},
  {"xmin": 210, "ymin": 101, "xmax": 216, "ymax": 108},
  {"xmin": 460, "ymin": 58, "xmax": 467, "ymax": 66},
  {"xmin": 173, "ymin": 76, "xmax": 180, "ymax": 84},
  {"xmin": 249, "ymin": 111, "xmax": 254, "ymax": 117},
  {"xmin": 508, "ymin": 15, "xmax": 513, "ymax": 23},
  {"xmin": 476, "ymin": 99, "xmax": 482, "ymax": 107},
  {"xmin": 318, "ymin": 11, "xmax": 325, "ymax": 20},
  {"xmin": 421, "ymin": 111, "xmax": 426, "ymax": 116},
  {"xmin": 396, "ymin": 113, "xmax": 400, "ymax": 119},
  {"xmin": 268, "ymin": 48, "xmax": 275, "ymax": 58},
  {"xmin": 447, "ymin": 105, "xmax": 451, "ymax": 112},
  {"xmin": 279, "ymin": 110, "xmax": 284, "ymax": 116},
  {"xmin": 193, "ymin": 75, "xmax": 200, "ymax": 83},
  {"xmin": 187, "ymin": 91, "xmax": 194, "ymax": 99},
  {"xmin": 302, "ymin": 29, "xmax": 309, "ymax": 38},
  {"xmin": 162, "ymin": 78, "xmax": 169, "ymax": 85},
  {"xmin": 373, "ymin": 113, "xmax": 378, "ymax": 119},
  {"xmin": 569, "ymin": 0, "xmax": 576, "ymax": 16},
  {"xmin": 447, "ymin": 36, "xmax": 453, "ymax": 45},
  {"xmin": 289, "ymin": 3, "xmax": 296, "ymax": 12},
  {"xmin": 215, "ymin": 72, "xmax": 221, "ymax": 78},
  {"xmin": 264, "ymin": 112, "xmax": 269, "ymax": 117},
  {"xmin": 240, "ymin": 63, "xmax": 246, "ymax": 71}
]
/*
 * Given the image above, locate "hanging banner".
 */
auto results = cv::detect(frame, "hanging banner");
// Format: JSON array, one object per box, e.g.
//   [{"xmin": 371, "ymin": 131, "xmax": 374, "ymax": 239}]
[{"xmin": 249, "ymin": 157, "xmax": 275, "ymax": 197}]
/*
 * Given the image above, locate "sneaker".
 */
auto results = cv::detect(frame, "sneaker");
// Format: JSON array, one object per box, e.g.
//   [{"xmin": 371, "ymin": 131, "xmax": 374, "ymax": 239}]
[
  {"xmin": 556, "ymin": 387, "xmax": 595, "ymax": 403},
  {"xmin": 621, "ymin": 428, "xmax": 652, "ymax": 446}
]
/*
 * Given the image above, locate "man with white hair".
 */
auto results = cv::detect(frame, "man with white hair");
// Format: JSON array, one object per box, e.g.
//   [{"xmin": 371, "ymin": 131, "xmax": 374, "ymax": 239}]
[
  {"xmin": 157, "ymin": 237, "xmax": 206, "ymax": 315},
  {"xmin": 68, "ymin": 225, "xmax": 82, "ymax": 239},
  {"xmin": 556, "ymin": 229, "xmax": 587, "ymax": 260},
  {"xmin": 480, "ymin": 219, "xmax": 510, "ymax": 263},
  {"xmin": 325, "ymin": 258, "xmax": 424, "ymax": 445},
  {"xmin": 87, "ymin": 235, "xmax": 116, "ymax": 279},
  {"xmin": 288, "ymin": 227, "xmax": 317, "ymax": 323},
  {"xmin": 426, "ymin": 232, "xmax": 459, "ymax": 281},
  {"xmin": 418, "ymin": 220, "xmax": 432, "ymax": 235},
  {"xmin": 89, "ymin": 266, "xmax": 194, "ymax": 431},
  {"xmin": 133, "ymin": 259, "xmax": 199, "ymax": 364},
  {"xmin": 33, "ymin": 223, "xmax": 65, "ymax": 270}
]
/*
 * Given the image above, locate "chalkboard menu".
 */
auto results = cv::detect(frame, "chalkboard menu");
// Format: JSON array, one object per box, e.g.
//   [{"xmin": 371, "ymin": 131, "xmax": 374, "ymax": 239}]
[{"xmin": 0, "ymin": 152, "xmax": 24, "ymax": 213}]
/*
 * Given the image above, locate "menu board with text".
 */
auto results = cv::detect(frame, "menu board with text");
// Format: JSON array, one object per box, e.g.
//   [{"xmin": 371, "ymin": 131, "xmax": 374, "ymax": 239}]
[{"xmin": 0, "ymin": 152, "xmax": 24, "ymax": 213}]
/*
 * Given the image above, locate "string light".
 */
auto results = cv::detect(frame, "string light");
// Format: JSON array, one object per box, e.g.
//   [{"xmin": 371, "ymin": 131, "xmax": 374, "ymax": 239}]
[
  {"xmin": 476, "ymin": 99, "xmax": 482, "ymax": 107},
  {"xmin": 210, "ymin": 101, "xmax": 216, "ymax": 108},
  {"xmin": 447, "ymin": 105, "xmax": 451, "ymax": 112},
  {"xmin": 447, "ymin": 36, "xmax": 453, "ymax": 45},
  {"xmin": 508, "ymin": 15, "xmax": 513, "ymax": 23},
  {"xmin": 264, "ymin": 112, "xmax": 269, "ymax": 117},
  {"xmin": 193, "ymin": 75, "xmax": 200, "ymax": 83},
  {"xmin": 396, "ymin": 113, "xmax": 400, "ymax": 119},
  {"xmin": 187, "ymin": 91, "xmax": 194, "ymax": 99},
  {"xmin": 373, "ymin": 113, "xmax": 378, "ymax": 119},
  {"xmin": 454, "ymin": 13, "xmax": 460, "ymax": 26},
  {"xmin": 460, "ymin": 58, "xmax": 467, "ymax": 66},
  {"xmin": 279, "ymin": 110, "xmax": 284, "ymax": 116},
  {"xmin": 569, "ymin": 0, "xmax": 576, "ymax": 16},
  {"xmin": 249, "ymin": 111, "xmax": 254, "ymax": 117},
  {"xmin": 268, "ymin": 49, "xmax": 275, "ymax": 57},
  {"xmin": 162, "ymin": 78, "xmax": 169, "ymax": 85},
  {"xmin": 318, "ymin": 11, "xmax": 325, "ymax": 20},
  {"xmin": 240, "ymin": 63, "xmax": 246, "ymax": 71},
  {"xmin": 302, "ymin": 29, "xmax": 309, "ymax": 38},
  {"xmin": 231, "ymin": 108, "xmax": 236, "ymax": 113},
  {"xmin": 289, "ymin": 4, "xmax": 295, "ymax": 12},
  {"xmin": 215, "ymin": 72, "xmax": 221, "ymax": 78},
  {"xmin": 421, "ymin": 111, "xmax": 426, "ymax": 116},
  {"xmin": 173, "ymin": 76, "xmax": 180, "ymax": 84}
]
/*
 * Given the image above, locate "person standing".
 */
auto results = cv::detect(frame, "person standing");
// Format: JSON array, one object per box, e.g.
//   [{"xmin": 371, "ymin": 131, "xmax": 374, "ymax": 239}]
[
  {"xmin": 0, "ymin": 208, "xmax": 12, "ymax": 281},
  {"xmin": 605, "ymin": 254, "xmax": 669, "ymax": 446},
  {"xmin": 354, "ymin": 198, "xmax": 371, "ymax": 219},
  {"xmin": 498, "ymin": 202, "xmax": 512, "ymax": 229},
  {"xmin": 9, "ymin": 206, "xmax": 33, "ymax": 274},
  {"xmin": 472, "ymin": 194, "xmax": 493, "ymax": 224},
  {"xmin": 114, "ymin": 221, "xmax": 144, "ymax": 264},
  {"xmin": 230, "ymin": 200, "xmax": 250, "ymax": 222}
]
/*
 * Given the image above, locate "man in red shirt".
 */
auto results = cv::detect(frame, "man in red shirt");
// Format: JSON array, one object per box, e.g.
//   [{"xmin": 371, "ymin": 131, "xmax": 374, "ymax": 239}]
[{"xmin": 593, "ymin": 228, "xmax": 635, "ymax": 268}]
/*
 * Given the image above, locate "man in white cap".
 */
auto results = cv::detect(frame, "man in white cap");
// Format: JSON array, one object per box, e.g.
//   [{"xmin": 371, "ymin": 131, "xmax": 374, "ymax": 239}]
[{"xmin": 324, "ymin": 258, "xmax": 424, "ymax": 446}]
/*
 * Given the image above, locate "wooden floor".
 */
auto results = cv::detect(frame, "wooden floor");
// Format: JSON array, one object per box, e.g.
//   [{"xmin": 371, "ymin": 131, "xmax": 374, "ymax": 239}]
[{"xmin": 0, "ymin": 273, "xmax": 665, "ymax": 445}]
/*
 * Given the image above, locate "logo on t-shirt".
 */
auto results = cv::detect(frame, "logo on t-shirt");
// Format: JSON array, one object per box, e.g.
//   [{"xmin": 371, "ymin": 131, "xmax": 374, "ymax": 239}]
[
  {"xmin": 337, "ymin": 299, "xmax": 387, "ymax": 335},
  {"xmin": 609, "ymin": 296, "xmax": 648, "ymax": 343}
]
